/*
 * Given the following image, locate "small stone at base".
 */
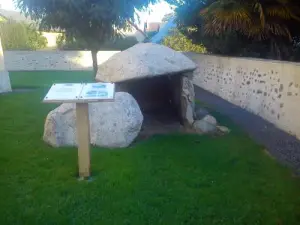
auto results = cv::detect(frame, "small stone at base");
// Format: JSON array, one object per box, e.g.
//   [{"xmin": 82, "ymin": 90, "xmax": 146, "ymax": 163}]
[{"xmin": 217, "ymin": 126, "xmax": 231, "ymax": 133}]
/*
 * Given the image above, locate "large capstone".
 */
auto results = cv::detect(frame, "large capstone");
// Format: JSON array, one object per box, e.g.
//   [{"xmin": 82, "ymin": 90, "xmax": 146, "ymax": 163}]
[
  {"xmin": 43, "ymin": 92, "xmax": 143, "ymax": 148},
  {"xmin": 181, "ymin": 75, "xmax": 195, "ymax": 126},
  {"xmin": 96, "ymin": 43, "xmax": 196, "ymax": 83}
]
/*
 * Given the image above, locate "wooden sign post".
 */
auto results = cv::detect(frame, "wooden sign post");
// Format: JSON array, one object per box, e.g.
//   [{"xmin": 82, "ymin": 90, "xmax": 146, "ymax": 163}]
[
  {"xmin": 76, "ymin": 103, "xmax": 91, "ymax": 178},
  {"xmin": 43, "ymin": 83, "xmax": 115, "ymax": 179}
]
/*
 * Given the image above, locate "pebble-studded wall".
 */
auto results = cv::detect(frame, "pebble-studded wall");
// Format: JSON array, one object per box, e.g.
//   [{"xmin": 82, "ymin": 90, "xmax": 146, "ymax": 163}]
[
  {"xmin": 4, "ymin": 50, "xmax": 300, "ymax": 139},
  {"xmin": 4, "ymin": 51, "xmax": 119, "ymax": 71},
  {"xmin": 186, "ymin": 52, "xmax": 300, "ymax": 139}
]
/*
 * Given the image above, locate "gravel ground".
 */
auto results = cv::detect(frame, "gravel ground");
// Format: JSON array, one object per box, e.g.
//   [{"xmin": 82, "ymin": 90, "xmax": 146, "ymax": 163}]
[{"xmin": 194, "ymin": 85, "xmax": 300, "ymax": 173}]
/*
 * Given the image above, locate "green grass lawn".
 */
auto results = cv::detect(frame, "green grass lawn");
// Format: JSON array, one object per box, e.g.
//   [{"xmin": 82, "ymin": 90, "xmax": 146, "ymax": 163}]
[
  {"xmin": 9, "ymin": 71, "xmax": 94, "ymax": 89},
  {"xmin": 1, "ymin": 71, "xmax": 300, "ymax": 224}
]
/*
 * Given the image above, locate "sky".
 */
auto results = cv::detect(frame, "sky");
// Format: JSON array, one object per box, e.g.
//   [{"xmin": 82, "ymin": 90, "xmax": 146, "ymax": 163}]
[
  {"xmin": 0, "ymin": 0, "xmax": 174, "ymax": 24},
  {"xmin": 0, "ymin": 0, "xmax": 15, "ymax": 11},
  {"xmin": 137, "ymin": 1, "xmax": 174, "ymax": 22}
]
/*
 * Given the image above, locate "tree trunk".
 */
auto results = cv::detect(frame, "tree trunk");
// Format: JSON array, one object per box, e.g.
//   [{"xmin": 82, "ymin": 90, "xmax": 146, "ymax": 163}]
[
  {"xmin": 127, "ymin": 20, "xmax": 148, "ymax": 39},
  {"xmin": 91, "ymin": 50, "xmax": 98, "ymax": 77}
]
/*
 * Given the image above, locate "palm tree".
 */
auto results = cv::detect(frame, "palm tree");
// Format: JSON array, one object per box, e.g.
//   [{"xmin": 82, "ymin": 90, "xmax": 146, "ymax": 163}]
[{"xmin": 200, "ymin": 0, "xmax": 300, "ymax": 41}]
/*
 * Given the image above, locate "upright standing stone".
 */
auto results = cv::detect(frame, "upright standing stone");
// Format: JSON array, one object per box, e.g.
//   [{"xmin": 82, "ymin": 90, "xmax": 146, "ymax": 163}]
[
  {"xmin": 0, "ymin": 37, "xmax": 11, "ymax": 93},
  {"xmin": 180, "ymin": 73, "xmax": 195, "ymax": 126}
]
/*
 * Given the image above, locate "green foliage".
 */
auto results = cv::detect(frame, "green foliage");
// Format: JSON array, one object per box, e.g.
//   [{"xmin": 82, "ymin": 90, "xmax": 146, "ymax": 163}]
[
  {"xmin": 56, "ymin": 33, "xmax": 86, "ymax": 50},
  {"xmin": 162, "ymin": 29, "xmax": 206, "ymax": 53},
  {"xmin": 56, "ymin": 34, "xmax": 138, "ymax": 51},
  {"xmin": 55, "ymin": 33, "xmax": 65, "ymax": 49},
  {"xmin": 15, "ymin": 0, "xmax": 156, "ymax": 50},
  {"xmin": 102, "ymin": 36, "xmax": 138, "ymax": 51},
  {"xmin": 0, "ymin": 20, "xmax": 47, "ymax": 50}
]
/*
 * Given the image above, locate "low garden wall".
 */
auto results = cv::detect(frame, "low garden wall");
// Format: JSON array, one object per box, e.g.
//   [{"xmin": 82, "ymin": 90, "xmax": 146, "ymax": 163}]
[
  {"xmin": 186, "ymin": 52, "xmax": 300, "ymax": 139},
  {"xmin": 4, "ymin": 51, "xmax": 119, "ymax": 71}
]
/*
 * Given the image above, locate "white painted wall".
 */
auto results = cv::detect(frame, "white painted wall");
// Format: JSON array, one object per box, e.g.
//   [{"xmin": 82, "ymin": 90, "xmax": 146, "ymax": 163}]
[
  {"xmin": 186, "ymin": 52, "xmax": 300, "ymax": 139},
  {"xmin": 4, "ymin": 50, "xmax": 300, "ymax": 139},
  {"xmin": 0, "ymin": 38, "xmax": 11, "ymax": 93},
  {"xmin": 4, "ymin": 51, "xmax": 119, "ymax": 71}
]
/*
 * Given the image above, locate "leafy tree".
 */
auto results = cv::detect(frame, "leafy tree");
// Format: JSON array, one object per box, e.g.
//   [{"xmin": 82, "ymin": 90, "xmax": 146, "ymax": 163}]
[
  {"xmin": 56, "ymin": 33, "xmax": 138, "ymax": 51},
  {"xmin": 0, "ymin": 19, "xmax": 47, "ymax": 50},
  {"xmin": 15, "ymin": 0, "xmax": 156, "ymax": 75}
]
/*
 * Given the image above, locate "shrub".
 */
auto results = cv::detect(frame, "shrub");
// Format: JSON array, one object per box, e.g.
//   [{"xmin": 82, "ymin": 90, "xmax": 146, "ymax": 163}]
[
  {"xmin": 55, "ymin": 33, "xmax": 65, "ymax": 49},
  {"xmin": 102, "ymin": 36, "xmax": 138, "ymax": 50},
  {"xmin": 162, "ymin": 29, "xmax": 206, "ymax": 53},
  {"xmin": 56, "ymin": 33, "xmax": 86, "ymax": 50},
  {"xmin": 56, "ymin": 34, "xmax": 138, "ymax": 51},
  {"xmin": 0, "ymin": 20, "xmax": 47, "ymax": 50}
]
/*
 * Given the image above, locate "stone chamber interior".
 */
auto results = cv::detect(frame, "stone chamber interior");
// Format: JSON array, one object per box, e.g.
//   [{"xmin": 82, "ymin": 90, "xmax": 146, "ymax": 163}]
[{"xmin": 115, "ymin": 74, "xmax": 185, "ymax": 139}]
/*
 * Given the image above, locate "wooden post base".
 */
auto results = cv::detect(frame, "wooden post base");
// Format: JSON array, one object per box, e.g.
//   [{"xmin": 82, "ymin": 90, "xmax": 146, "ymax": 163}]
[{"xmin": 76, "ymin": 103, "xmax": 91, "ymax": 178}]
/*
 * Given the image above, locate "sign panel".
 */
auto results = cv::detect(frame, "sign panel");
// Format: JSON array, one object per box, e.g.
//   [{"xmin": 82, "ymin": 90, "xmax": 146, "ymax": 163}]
[
  {"xmin": 43, "ymin": 82, "xmax": 115, "ymax": 179},
  {"xmin": 44, "ymin": 83, "xmax": 82, "ymax": 101},
  {"xmin": 79, "ymin": 83, "xmax": 115, "ymax": 100},
  {"xmin": 43, "ymin": 83, "xmax": 115, "ymax": 103}
]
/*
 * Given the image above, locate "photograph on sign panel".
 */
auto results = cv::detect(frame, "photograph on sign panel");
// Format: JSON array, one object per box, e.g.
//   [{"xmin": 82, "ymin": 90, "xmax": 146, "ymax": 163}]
[{"xmin": 80, "ymin": 83, "xmax": 115, "ymax": 100}]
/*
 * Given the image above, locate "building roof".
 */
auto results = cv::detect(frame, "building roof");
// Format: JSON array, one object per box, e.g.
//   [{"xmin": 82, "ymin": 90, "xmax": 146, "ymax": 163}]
[
  {"xmin": 147, "ymin": 22, "xmax": 161, "ymax": 32},
  {"xmin": 0, "ymin": 8, "xmax": 34, "ymax": 24}
]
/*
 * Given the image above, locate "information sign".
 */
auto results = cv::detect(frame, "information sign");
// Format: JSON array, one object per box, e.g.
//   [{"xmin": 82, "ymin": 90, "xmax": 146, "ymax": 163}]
[
  {"xmin": 43, "ymin": 82, "xmax": 115, "ymax": 179},
  {"xmin": 43, "ymin": 83, "xmax": 115, "ymax": 103}
]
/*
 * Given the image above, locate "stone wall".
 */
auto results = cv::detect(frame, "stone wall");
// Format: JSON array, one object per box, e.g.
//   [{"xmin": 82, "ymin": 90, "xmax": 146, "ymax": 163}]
[
  {"xmin": 4, "ymin": 50, "xmax": 300, "ymax": 139},
  {"xmin": 186, "ymin": 52, "xmax": 300, "ymax": 139},
  {"xmin": 4, "ymin": 51, "xmax": 119, "ymax": 71}
]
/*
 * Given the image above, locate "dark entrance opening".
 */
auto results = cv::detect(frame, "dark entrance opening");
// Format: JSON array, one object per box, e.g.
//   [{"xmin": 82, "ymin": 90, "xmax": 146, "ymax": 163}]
[{"xmin": 115, "ymin": 74, "xmax": 184, "ymax": 138}]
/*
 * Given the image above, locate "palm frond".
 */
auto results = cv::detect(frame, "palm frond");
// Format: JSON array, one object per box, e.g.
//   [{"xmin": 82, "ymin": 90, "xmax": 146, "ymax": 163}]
[
  {"xmin": 266, "ymin": 6, "xmax": 292, "ymax": 19},
  {"xmin": 202, "ymin": 2, "xmax": 252, "ymax": 35},
  {"xmin": 200, "ymin": 0, "xmax": 299, "ymax": 41}
]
